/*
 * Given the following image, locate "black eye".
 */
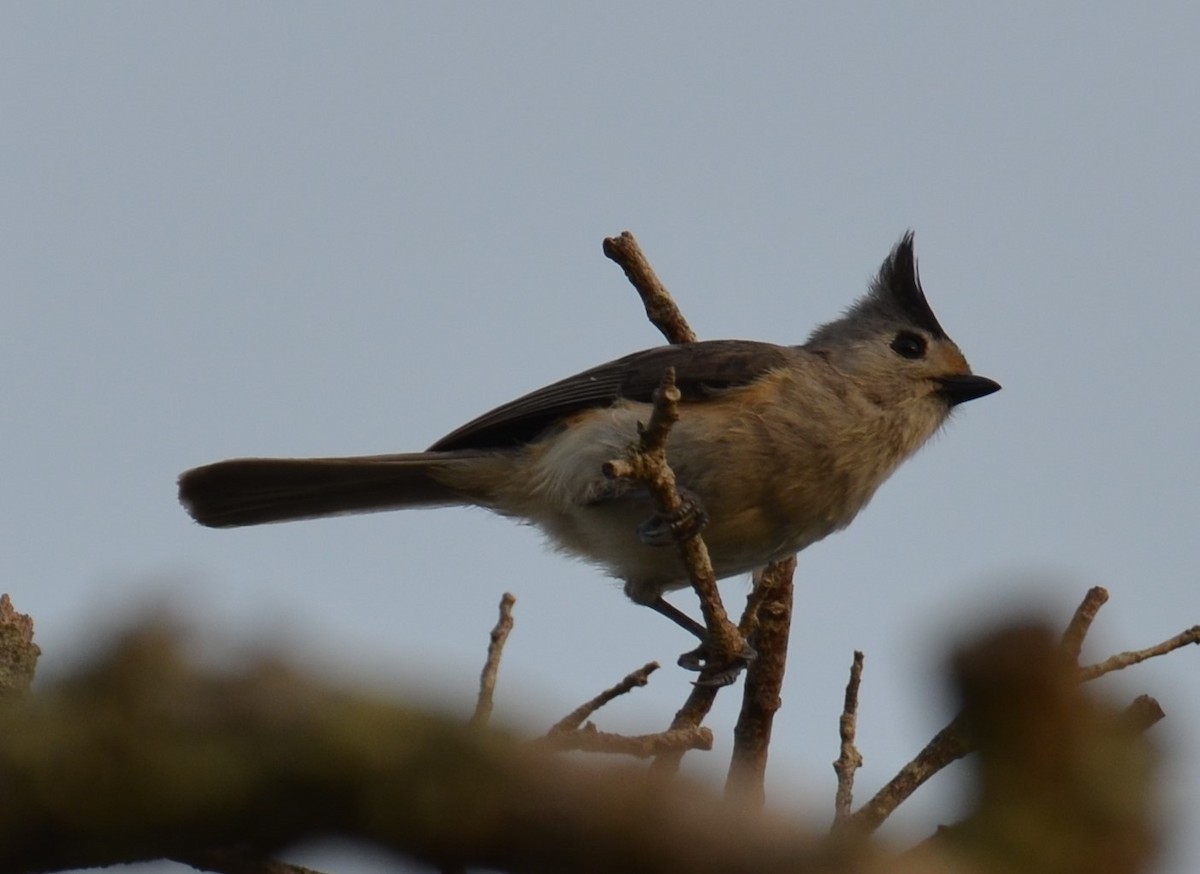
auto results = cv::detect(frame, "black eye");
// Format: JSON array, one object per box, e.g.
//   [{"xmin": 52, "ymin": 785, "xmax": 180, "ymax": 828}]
[{"xmin": 890, "ymin": 331, "xmax": 927, "ymax": 360}]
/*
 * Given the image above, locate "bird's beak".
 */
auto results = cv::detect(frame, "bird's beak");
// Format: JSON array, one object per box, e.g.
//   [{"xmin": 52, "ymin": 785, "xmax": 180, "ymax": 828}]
[{"xmin": 937, "ymin": 374, "xmax": 1001, "ymax": 406}]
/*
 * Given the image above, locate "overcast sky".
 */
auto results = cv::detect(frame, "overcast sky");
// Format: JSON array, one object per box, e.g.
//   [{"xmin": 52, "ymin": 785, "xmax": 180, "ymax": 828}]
[{"xmin": 3, "ymin": 5, "xmax": 1198, "ymax": 872}]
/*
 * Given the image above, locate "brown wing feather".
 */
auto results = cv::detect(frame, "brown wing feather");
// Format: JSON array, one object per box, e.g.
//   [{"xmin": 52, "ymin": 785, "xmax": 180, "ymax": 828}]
[{"xmin": 428, "ymin": 339, "xmax": 800, "ymax": 451}]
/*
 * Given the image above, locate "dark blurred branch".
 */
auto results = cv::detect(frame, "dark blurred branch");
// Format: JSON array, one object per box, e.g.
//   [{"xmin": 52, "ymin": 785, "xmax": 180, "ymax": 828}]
[
  {"xmin": 0, "ymin": 627, "xmax": 837, "ymax": 874},
  {"xmin": 175, "ymin": 849, "xmax": 325, "ymax": 874},
  {"xmin": 0, "ymin": 618, "xmax": 1162, "ymax": 874}
]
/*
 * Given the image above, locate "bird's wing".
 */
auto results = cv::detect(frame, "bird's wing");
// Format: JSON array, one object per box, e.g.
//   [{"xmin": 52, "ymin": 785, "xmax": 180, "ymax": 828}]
[{"xmin": 428, "ymin": 339, "xmax": 799, "ymax": 451}]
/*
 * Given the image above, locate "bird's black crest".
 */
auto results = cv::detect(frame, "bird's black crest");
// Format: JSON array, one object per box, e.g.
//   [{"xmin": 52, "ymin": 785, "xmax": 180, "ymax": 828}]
[{"xmin": 874, "ymin": 232, "xmax": 947, "ymax": 339}]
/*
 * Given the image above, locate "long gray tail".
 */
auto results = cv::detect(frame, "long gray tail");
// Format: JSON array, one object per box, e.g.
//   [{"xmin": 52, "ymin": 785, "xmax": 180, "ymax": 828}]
[{"xmin": 178, "ymin": 452, "xmax": 493, "ymax": 528}]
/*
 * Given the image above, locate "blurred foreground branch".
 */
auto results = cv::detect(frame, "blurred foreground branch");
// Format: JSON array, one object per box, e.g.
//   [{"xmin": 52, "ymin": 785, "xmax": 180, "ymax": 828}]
[
  {"xmin": 847, "ymin": 586, "xmax": 1185, "ymax": 836},
  {"xmin": 0, "ymin": 612, "xmax": 1163, "ymax": 874},
  {"xmin": 0, "ymin": 625, "xmax": 831, "ymax": 874}
]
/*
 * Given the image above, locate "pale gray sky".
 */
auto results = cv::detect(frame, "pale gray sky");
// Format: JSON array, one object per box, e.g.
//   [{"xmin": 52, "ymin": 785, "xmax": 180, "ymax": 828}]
[{"xmin": 3, "ymin": 5, "xmax": 1198, "ymax": 872}]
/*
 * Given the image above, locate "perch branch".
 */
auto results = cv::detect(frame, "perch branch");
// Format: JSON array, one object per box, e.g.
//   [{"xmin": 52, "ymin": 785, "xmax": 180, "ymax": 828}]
[{"xmin": 603, "ymin": 368, "xmax": 747, "ymax": 683}]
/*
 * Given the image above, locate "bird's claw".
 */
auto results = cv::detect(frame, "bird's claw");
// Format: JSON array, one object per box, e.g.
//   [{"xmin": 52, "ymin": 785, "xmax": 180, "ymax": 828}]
[
  {"xmin": 637, "ymin": 489, "xmax": 709, "ymax": 547},
  {"xmin": 677, "ymin": 638, "xmax": 757, "ymax": 686}
]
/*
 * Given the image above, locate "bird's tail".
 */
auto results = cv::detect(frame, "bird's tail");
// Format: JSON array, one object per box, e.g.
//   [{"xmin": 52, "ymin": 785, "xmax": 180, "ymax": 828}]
[{"xmin": 178, "ymin": 451, "xmax": 499, "ymax": 528}]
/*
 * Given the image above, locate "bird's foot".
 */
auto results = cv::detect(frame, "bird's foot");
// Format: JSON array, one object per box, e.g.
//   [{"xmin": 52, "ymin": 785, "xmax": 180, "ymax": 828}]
[
  {"xmin": 637, "ymin": 488, "xmax": 709, "ymax": 547},
  {"xmin": 677, "ymin": 638, "xmax": 757, "ymax": 687}
]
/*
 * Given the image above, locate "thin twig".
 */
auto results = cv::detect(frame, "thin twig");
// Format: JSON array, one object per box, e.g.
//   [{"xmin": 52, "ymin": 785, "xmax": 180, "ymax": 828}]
[
  {"xmin": 536, "ymin": 723, "xmax": 712, "ymax": 757},
  {"xmin": 469, "ymin": 592, "xmax": 516, "ymax": 729},
  {"xmin": 725, "ymin": 557, "xmax": 796, "ymax": 806},
  {"xmin": 847, "ymin": 713, "xmax": 972, "ymax": 835},
  {"xmin": 1060, "ymin": 586, "xmax": 1109, "ymax": 662},
  {"xmin": 603, "ymin": 231, "xmax": 698, "ymax": 344},
  {"xmin": 547, "ymin": 661, "xmax": 660, "ymax": 734},
  {"xmin": 1079, "ymin": 625, "xmax": 1200, "ymax": 681},
  {"xmin": 832, "ymin": 651, "xmax": 866, "ymax": 828}
]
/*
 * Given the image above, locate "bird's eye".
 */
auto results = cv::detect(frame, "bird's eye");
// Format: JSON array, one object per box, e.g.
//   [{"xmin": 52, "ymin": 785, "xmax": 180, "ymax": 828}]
[{"xmin": 890, "ymin": 331, "xmax": 927, "ymax": 360}]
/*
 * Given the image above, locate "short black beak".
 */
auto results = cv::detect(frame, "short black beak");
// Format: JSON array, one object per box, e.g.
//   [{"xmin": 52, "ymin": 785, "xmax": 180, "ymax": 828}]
[{"xmin": 937, "ymin": 374, "xmax": 1001, "ymax": 406}]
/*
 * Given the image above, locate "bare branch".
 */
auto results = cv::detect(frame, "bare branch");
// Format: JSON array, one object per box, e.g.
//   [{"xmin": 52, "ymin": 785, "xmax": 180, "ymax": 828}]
[
  {"xmin": 536, "ymin": 723, "xmax": 712, "ymax": 758},
  {"xmin": 469, "ymin": 592, "xmax": 516, "ymax": 729},
  {"xmin": 832, "ymin": 651, "xmax": 866, "ymax": 828},
  {"xmin": 1079, "ymin": 625, "xmax": 1200, "ymax": 681},
  {"xmin": 650, "ymin": 684, "xmax": 722, "ymax": 776},
  {"xmin": 849, "ymin": 712, "xmax": 971, "ymax": 835},
  {"xmin": 547, "ymin": 661, "xmax": 660, "ymax": 734},
  {"xmin": 726, "ymin": 557, "xmax": 796, "ymax": 806},
  {"xmin": 602, "ymin": 233, "xmax": 734, "ymax": 772},
  {"xmin": 1060, "ymin": 585, "xmax": 1109, "ymax": 662},
  {"xmin": 603, "ymin": 231, "xmax": 697, "ymax": 344}
]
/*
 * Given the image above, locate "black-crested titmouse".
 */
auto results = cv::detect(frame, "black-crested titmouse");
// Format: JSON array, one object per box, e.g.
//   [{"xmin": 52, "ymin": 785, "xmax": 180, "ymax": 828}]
[{"xmin": 180, "ymin": 234, "xmax": 998, "ymax": 647}]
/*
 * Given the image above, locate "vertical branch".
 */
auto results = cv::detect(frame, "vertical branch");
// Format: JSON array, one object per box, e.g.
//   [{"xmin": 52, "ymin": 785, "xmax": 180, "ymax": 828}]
[
  {"xmin": 469, "ymin": 593, "xmax": 516, "ymax": 730},
  {"xmin": 604, "ymin": 232, "xmax": 747, "ymax": 680},
  {"xmin": 832, "ymin": 651, "xmax": 866, "ymax": 827},
  {"xmin": 603, "ymin": 371, "xmax": 748, "ymax": 674},
  {"xmin": 1060, "ymin": 586, "xmax": 1108, "ymax": 663},
  {"xmin": 725, "ymin": 557, "xmax": 796, "ymax": 805},
  {"xmin": 605, "ymin": 231, "xmax": 795, "ymax": 781}
]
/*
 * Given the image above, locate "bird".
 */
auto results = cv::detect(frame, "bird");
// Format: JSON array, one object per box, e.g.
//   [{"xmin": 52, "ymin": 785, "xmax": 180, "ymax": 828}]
[{"xmin": 180, "ymin": 233, "xmax": 998, "ymax": 670}]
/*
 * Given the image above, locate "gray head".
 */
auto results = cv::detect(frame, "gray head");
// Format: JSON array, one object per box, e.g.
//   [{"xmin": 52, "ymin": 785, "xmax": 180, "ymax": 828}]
[{"xmin": 804, "ymin": 233, "xmax": 1000, "ymax": 408}]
